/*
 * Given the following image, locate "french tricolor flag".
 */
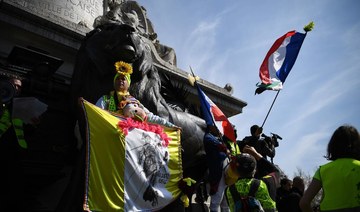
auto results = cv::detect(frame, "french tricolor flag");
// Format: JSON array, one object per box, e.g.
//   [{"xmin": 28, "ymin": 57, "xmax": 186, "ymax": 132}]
[
  {"xmin": 196, "ymin": 84, "xmax": 236, "ymax": 142},
  {"xmin": 255, "ymin": 31, "xmax": 306, "ymax": 94}
]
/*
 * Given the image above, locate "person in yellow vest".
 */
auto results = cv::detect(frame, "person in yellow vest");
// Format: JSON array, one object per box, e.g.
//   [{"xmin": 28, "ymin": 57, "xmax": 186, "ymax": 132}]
[
  {"xmin": 225, "ymin": 153, "xmax": 277, "ymax": 212},
  {"xmin": 0, "ymin": 102, "xmax": 12, "ymax": 138},
  {"xmin": 0, "ymin": 76, "xmax": 27, "ymax": 211},
  {"xmin": 300, "ymin": 124, "xmax": 360, "ymax": 211},
  {"xmin": 224, "ymin": 125, "xmax": 241, "ymax": 157},
  {"xmin": 0, "ymin": 77, "xmax": 27, "ymax": 149}
]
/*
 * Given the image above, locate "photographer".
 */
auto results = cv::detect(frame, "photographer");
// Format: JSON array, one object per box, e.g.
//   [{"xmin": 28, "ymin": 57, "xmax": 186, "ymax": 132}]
[{"xmin": 238, "ymin": 125, "xmax": 276, "ymax": 161}]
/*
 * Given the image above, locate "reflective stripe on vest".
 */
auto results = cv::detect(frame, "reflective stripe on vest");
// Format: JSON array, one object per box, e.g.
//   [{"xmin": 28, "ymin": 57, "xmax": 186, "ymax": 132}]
[
  {"xmin": 12, "ymin": 118, "xmax": 27, "ymax": 149},
  {"xmin": 0, "ymin": 108, "xmax": 12, "ymax": 137},
  {"xmin": 107, "ymin": 94, "xmax": 117, "ymax": 112}
]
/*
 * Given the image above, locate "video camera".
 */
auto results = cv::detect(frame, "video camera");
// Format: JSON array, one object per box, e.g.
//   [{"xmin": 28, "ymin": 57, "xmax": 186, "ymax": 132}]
[{"xmin": 261, "ymin": 132, "xmax": 282, "ymax": 147}]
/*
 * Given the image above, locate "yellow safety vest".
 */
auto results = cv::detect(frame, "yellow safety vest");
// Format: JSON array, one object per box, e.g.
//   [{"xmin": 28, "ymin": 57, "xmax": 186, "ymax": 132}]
[
  {"xmin": 0, "ymin": 108, "xmax": 12, "ymax": 137},
  {"xmin": 0, "ymin": 107, "xmax": 27, "ymax": 149},
  {"xmin": 12, "ymin": 118, "xmax": 27, "ymax": 149},
  {"xmin": 226, "ymin": 139, "xmax": 240, "ymax": 156}
]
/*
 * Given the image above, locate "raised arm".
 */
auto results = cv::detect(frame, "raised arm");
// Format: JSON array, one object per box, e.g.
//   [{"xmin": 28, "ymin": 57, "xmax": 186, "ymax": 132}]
[{"xmin": 299, "ymin": 178, "xmax": 322, "ymax": 212}]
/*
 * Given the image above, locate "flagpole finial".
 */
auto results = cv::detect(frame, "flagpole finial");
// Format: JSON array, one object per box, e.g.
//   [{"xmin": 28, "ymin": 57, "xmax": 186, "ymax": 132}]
[
  {"xmin": 188, "ymin": 74, "xmax": 197, "ymax": 86},
  {"xmin": 303, "ymin": 21, "xmax": 315, "ymax": 32},
  {"xmin": 188, "ymin": 66, "xmax": 200, "ymax": 86}
]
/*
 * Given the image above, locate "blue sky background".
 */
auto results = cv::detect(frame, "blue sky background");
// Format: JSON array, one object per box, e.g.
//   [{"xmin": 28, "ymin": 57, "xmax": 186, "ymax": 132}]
[{"xmin": 137, "ymin": 0, "xmax": 360, "ymax": 178}]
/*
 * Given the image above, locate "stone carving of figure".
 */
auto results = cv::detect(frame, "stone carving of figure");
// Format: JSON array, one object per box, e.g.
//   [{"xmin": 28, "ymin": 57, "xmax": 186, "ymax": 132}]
[{"xmin": 93, "ymin": 1, "xmax": 177, "ymax": 66}]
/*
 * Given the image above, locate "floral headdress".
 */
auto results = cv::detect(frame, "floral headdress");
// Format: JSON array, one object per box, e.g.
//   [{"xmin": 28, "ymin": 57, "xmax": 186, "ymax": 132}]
[{"xmin": 114, "ymin": 61, "xmax": 133, "ymax": 84}]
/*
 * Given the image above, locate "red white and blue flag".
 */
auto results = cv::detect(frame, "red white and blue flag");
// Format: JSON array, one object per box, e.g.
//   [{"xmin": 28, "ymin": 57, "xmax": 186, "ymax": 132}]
[
  {"xmin": 255, "ymin": 31, "xmax": 306, "ymax": 94},
  {"xmin": 196, "ymin": 84, "xmax": 236, "ymax": 142}
]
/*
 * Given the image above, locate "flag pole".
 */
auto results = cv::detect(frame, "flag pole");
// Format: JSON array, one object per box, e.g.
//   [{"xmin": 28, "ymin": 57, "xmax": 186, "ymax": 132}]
[
  {"xmin": 190, "ymin": 66, "xmax": 237, "ymax": 143},
  {"xmin": 261, "ymin": 90, "xmax": 280, "ymax": 128},
  {"xmin": 259, "ymin": 22, "xmax": 314, "ymax": 129},
  {"xmin": 189, "ymin": 66, "xmax": 197, "ymax": 80},
  {"xmin": 190, "ymin": 66, "xmax": 229, "ymax": 145},
  {"xmin": 189, "ymin": 66, "xmax": 215, "ymax": 124}
]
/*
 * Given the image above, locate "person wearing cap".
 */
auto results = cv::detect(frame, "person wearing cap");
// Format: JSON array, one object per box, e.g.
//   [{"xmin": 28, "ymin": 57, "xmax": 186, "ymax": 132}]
[
  {"xmin": 96, "ymin": 61, "xmax": 178, "ymax": 128},
  {"xmin": 225, "ymin": 153, "xmax": 276, "ymax": 212}
]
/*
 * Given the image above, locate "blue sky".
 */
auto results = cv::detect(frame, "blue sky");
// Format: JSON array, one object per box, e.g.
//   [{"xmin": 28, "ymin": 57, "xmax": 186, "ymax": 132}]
[{"xmin": 137, "ymin": 0, "xmax": 360, "ymax": 178}]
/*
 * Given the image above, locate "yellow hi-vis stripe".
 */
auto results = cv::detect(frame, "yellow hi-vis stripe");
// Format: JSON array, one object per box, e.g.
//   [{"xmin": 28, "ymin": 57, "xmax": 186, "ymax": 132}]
[
  {"xmin": 0, "ymin": 109, "xmax": 11, "ymax": 136},
  {"xmin": 12, "ymin": 118, "xmax": 27, "ymax": 149}
]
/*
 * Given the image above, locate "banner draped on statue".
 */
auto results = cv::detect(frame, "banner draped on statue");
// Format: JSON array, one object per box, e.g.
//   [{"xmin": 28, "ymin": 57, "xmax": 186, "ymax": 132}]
[{"xmin": 81, "ymin": 99, "xmax": 183, "ymax": 211}]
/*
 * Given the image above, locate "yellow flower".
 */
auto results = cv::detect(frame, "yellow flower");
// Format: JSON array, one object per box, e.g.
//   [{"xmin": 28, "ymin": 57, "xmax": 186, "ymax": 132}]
[{"xmin": 114, "ymin": 61, "xmax": 133, "ymax": 75}]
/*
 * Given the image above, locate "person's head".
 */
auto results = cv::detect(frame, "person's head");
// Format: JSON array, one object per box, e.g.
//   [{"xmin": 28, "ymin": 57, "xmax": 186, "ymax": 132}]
[
  {"xmin": 113, "ymin": 61, "xmax": 133, "ymax": 92},
  {"xmin": 292, "ymin": 176, "xmax": 305, "ymax": 193},
  {"xmin": 234, "ymin": 153, "xmax": 257, "ymax": 178},
  {"xmin": 9, "ymin": 77, "xmax": 22, "ymax": 97},
  {"xmin": 280, "ymin": 178, "xmax": 292, "ymax": 191},
  {"xmin": 250, "ymin": 125, "xmax": 263, "ymax": 137},
  {"xmin": 325, "ymin": 124, "xmax": 360, "ymax": 161}
]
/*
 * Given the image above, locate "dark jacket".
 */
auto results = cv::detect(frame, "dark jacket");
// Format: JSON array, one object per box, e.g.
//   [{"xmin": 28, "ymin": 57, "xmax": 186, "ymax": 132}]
[
  {"xmin": 277, "ymin": 187, "xmax": 303, "ymax": 212},
  {"xmin": 203, "ymin": 132, "xmax": 227, "ymax": 185},
  {"xmin": 255, "ymin": 157, "xmax": 280, "ymax": 202},
  {"xmin": 239, "ymin": 135, "xmax": 275, "ymax": 160}
]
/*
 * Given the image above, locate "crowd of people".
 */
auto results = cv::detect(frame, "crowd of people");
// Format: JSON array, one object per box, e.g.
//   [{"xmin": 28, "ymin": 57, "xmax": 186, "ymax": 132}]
[
  {"xmin": 75, "ymin": 61, "xmax": 360, "ymax": 211},
  {"xmin": 2, "ymin": 61, "xmax": 360, "ymax": 212},
  {"xmin": 203, "ymin": 122, "xmax": 360, "ymax": 212}
]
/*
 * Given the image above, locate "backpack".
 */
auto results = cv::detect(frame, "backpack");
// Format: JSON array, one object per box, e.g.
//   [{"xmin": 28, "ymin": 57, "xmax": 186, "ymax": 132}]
[{"xmin": 228, "ymin": 179, "xmax": 264, "ymax": 212}]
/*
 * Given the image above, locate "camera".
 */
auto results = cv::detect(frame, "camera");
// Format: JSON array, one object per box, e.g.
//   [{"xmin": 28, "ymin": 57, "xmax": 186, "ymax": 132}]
[
  {"xmin": 261, "ymin": 132, "xmax": 282, "ymax": 147},
  {"xmin": 270, "ymin": 132, "xmax": 282, "ymax": 140},
  {"xmin": 261, "ymin": 133, "xmax": 271, "ymax": 141}
]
